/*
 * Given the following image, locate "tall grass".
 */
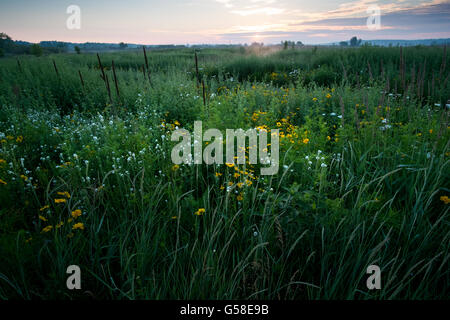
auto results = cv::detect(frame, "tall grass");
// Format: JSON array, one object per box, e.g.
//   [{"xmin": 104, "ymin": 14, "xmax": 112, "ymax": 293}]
[{"xmin": 0, "ymin": 45, "xmax": 448, "ymax": 300}]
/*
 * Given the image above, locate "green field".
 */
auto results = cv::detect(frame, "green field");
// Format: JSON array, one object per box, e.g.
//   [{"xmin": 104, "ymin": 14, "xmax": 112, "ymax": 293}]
[{"xmin": 0, "ymin": 45, "xmax": 449, "ymax": 299}]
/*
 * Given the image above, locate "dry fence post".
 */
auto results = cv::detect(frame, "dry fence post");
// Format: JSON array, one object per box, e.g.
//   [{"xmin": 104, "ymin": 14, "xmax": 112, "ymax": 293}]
[
  {"xmin": 195, "ymin": 51, "xmax": 200, "ymax": 88},
  {"xmin": 143, "ymin": 46, "xmax": 151, "ymax": 84},
  {"xmin": 16, "ymin": 59, "xmax": 22, "ymax": 73},
  {"xmin": 52, "ymin": 59, "xmax": 60, "ymax": 79},
  {"xmin": 202, "ymin": 80, "xmax": 206, "ymax": 107},
  {"xmin": 111, "ymin": 60, "xmax": 120, "ymax": 99},
  {"xmin": 97, "ymin": 53, "xmax": 112, "ymax": 104},
  {"xmin": 78, "ymin": 70, "xmax": 84, "ymax": 88},
  {"xmin": 439, "ymin": 45, "xmax": 446, "ymax": 79}
]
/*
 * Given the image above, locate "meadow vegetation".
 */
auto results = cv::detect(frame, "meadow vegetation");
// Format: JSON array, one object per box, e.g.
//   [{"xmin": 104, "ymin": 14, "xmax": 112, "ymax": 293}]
[{"xmin": 0, "ymin": 45, "xmax": 449, "ymax": 299}]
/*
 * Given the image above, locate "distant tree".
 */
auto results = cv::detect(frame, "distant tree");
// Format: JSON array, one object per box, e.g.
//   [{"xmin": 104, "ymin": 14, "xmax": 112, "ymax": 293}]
[
  {"xmin": 119, "ymin": 42, "xmax": 128, "ymax": 49},
  {"xmin": 339, "ymin": 41, "xmax": 348, "ymax": 46},
  {"xmin": 0, "ymin": 33, "xmax": 12, "ymax": 50},
  {"xmin": 74, "ymin": 46, "xmax": 81, "ymax": 54},
  {"xmin": 0, "ymin": 48, "xmax": 4, "ymax": 57},
  {"xmin": 283, "ymin": 41, "xmax": 288, "ymax": 50},
  {"xmin": 296, "ymin": 41, "xmax": 304, "ymax": 47},
  {"xmin": 0, "ymin": 32, "xmax": 12, "ymax": 41},
  {"xmin": 350, "ymin": 36, "xmax": 362, "ymax": 47},
  {"xmin": 30, "ymin": 44, "xmax": 43, "ymax": 56}
]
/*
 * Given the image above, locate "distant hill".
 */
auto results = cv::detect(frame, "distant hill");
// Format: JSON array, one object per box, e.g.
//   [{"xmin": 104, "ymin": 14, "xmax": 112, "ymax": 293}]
[{"xmin": 327, "ymin": 38, "xmax": 450, "ymax": 47}]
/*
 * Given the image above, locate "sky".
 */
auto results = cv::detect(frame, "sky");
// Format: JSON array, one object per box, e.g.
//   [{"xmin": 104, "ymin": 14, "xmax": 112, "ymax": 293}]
[{"xmin": 0, "ymin": 0, "xmax": 449, "ymax": 44}]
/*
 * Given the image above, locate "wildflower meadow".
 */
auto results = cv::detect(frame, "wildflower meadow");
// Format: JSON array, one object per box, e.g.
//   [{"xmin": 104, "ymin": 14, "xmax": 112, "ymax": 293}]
[{"xmin": 0, "ymin": 45, "xmax": 449, "ymax": 299}]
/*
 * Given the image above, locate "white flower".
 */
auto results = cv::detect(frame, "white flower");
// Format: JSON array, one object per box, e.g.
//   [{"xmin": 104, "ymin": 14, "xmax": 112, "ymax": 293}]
[{"xmin": 321, "ymin": 163, "xmax": 327, "ymax": 168}]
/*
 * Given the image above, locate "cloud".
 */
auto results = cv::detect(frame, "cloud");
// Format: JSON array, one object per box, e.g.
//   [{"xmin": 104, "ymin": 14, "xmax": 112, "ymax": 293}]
[
  {"xmin": 215, "ymin": 1, "xmax": 450, "ymax": 43},
  {"xmin": 231, "ymin": 7, "xmax": 285, "ymax": 16},
  {"xmin": 215, "ymin": 0, "xmax": 284, "ymax": 16},
  {"xmin": 215, "ymin": 0, "xmax": 234, "ymax": 8}
]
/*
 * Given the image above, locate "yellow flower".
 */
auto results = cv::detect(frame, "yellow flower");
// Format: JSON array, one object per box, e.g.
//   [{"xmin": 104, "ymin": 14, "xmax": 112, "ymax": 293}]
[
  {"xmin": 234, "ymin": 172, "xmax": 240, "ymax": 178},
  {"xmin": 39, "ymin": 215, "xmax": 48, "ymax": 222},
  {"xmin": 429, "ymin": 129, "xmax": 433, "ymax": 134},
  {"xmin": 440, "ymin": 196, "xmax": 450, "ymax": 205},
  {"xmin": 215, "ymin": 172, "xmax": 223, "ymax": 177},
  {"xmin": 41, "ymin": 225, "xmax": 53, "ymax": 233},
  {"xmin": 327, "ymin": 136, "xmax": 331, "ymax": 141},
  {"xmin": 71, "ymin": 209, "xmax": 82, "ymax": 219},
  {"xmin": 16, "ymin": 136, "xmax": 23, "ymax": 143},
  {"xmin": 40, "ymin": 205, "xmax": 50, "ymax": 211},
  {"xmin": 237, "ymin": 194, "xmax": 244, "ymax": 201},
  {"xmin": 6, "ymin": 135, "xmax": 14, "ymax": 140},
  {"xmin": 20, "ymin": 175, "xmax": 28, "ymax": 181},
  {"xmin": 55, "ymin": 199, "xmax": 67, "ymax": 204},
  {"xmin": 276, "ymin": 122, "xmax": 282, "ymax": 127},
  {"xmin": 0, "ymin": 159, "xmax": 6, "ymax": 165},
  {"xmin": 225, "ymin": 163, "xmax": 234, "ymax": 168},
  {"xmin": 303, "ymin": 138, "xmax": 310, "ymax": 144},
  {"xmin": 194, "ymin": 208, "xmax": 205, "ymax": 216},
  {"xmin": 0, "ymin": 179, "xmax": 7, "ymax": 185},
  {"xmin": 312, "ymin": 98, "xmax": 318, "ymax": 102},
  {"xmin": 326, "ymin": 94, "xmax": 332, "ymax": 99},
  {"xmin": 72, "ymin": 223, "xmax": 85, "ymax": 230},
  {"xmin": 174, "ymin": 120, "xmax": 180, "ymax": 126},
  {"xmin": 56, "ymin": 221, "xmax": 64, "ymax": 228},
  {"xmin": 57, "ymin": 191, "xmax": 71, "ymax": 198},
  {"xmin": 172, "ymin": 164, "xmax": 180, "ymax": 171}
]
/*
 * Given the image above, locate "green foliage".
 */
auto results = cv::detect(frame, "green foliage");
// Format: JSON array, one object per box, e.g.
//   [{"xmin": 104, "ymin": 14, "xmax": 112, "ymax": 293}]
[
  {"xmin": 30, "ymin": 44, "xmax": 43, "ymax": 57},
  {"xmin": 350, "ymin": 36, "xmax": 362, "ymax": 47},
  {"xmin": 0, "ymin": 46, "xmax": 449, "ymax": 300}
]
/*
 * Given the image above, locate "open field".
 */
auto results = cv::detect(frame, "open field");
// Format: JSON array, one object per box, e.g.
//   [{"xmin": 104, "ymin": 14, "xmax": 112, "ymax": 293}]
[{"xmin": 0, "ymin": 45, "xmax": 449, "ymax": 299}]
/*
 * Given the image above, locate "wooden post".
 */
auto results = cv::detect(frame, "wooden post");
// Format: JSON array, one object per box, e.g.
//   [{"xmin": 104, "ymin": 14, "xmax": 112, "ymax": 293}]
[
  {"xmin": 78, "ymin": 70, "xmax": 84, "ymax": 88},
  {"xmin": 111, "ymin": 60, "xmax": 120, "ymax": 99},
  {"xmin": 201, "ymin": 80, "xmax": 206, "ymax": 107},
  {"xmin": 105, "ymin": 73, "xmax": 112, "ymax": 105},
  {"xmin": 17, "ymin": 59, "xmax": 22, "ymax": 73},
  {"xmin": 52, "ymin": 59, "xmax": 60, "ymax": 78},
  {"xmin": 143, "ymin": 46, "xmax": 151, "ymax": 84},
  {"xmin": 195, "ymin": 51, "xmax": 200, "ymax": 88},
  {"xmin": 97, "ymin": 53, "xmax": 112, "ymax": 104}
]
